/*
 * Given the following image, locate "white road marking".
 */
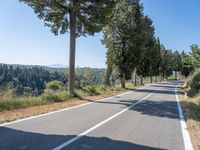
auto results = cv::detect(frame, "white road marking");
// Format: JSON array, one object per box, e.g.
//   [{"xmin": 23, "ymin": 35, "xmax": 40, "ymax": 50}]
[
  {"xmin": 52, "ymin": 88, "xmax": 160, "ymax": 150},
  {"xmin": 0, "ymin": 91, "xmax": 133, "ymax": 127},
  {"xmin": 175, "ymin": 86, "xmax": 194, "ymax": 150},
  {"xmin": 0, "ymin": 85, "xmax": 153, "ymax": 127}
]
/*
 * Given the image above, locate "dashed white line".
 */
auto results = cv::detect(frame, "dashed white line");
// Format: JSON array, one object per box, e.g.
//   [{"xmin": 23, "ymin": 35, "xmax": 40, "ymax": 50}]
[{"xmin": 52, "ymin": 88, "xmax": 160, "ymax": 150}]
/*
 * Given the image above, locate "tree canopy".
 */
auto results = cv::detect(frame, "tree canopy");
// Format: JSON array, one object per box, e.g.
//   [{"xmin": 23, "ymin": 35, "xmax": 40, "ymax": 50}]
[
  {"xmin": 20, "ymin": 0, "xmax": 116, "ymax": 95},
  {"xmin": 103, "ymin": 0, "xmax": 144, "ymax": 87}
]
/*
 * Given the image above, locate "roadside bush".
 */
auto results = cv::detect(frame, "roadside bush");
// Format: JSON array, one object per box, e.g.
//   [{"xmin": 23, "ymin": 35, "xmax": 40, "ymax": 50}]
[
  {"xmin": 46, "ymin": 80, "xmax": 64, "ymax": 91},
  {"xmin": 0, "ymin": 90, "xmax": 71, "ymax": 111},
  {"xmin": 86, "ymin": 85, "xmax": 99, "ymax": 96},
  {"xmin": 41, "ymin": 90, "xmax": 71, "ymax": 102},
  {"xmin": 188, "ymin": 71, "xmax": 200, "ymax": 97}
]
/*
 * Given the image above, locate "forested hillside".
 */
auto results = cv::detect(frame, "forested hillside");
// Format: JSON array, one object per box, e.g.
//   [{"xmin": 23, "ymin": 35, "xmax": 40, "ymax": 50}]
[
  {"xmin": 0, "ymin": 64, "xmax": 105, "ymax": 96},
  {"xmin": 0, "ymin": 0, "xmax": 196, "ymax": 112}
]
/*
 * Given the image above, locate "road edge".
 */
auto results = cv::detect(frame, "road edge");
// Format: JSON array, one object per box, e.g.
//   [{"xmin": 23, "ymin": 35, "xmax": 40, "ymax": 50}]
[
  {"xmin": 175, "ymin": 86, "xmax": 194, "ymax": 150},
  {"xmin": 52, "ymin": 88, "xmax": 160, "ymax": 150},
  {"xmin": 0, "ymin": 88, "xmax": 140, "ymax": 127}
]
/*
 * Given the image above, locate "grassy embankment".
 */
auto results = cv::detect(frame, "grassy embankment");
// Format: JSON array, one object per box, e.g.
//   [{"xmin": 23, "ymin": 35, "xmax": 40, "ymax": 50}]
[
  {"xmin": 179, "ymin": 87, "xmax": 200, "ymax": 150},
  {"xmin": 0, "ymin": 82, "xmax": 140, "ymax": 123}
]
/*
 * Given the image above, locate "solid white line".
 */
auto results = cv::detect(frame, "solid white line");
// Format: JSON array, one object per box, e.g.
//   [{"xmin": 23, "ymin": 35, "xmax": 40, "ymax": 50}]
[
  {"xmin": 0, "ymin": 90, "xmax": 134, "ymax": 127},
  {"xmin": 52, "ymin": 88, "xmax": 160, "ymax": 150},
  {"xmin": 175, "ymin": 86, "xmax": 194, "ymax": 150}
]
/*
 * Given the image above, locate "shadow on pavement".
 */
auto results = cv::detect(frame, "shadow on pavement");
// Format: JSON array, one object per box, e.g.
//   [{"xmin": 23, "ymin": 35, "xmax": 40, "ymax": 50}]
[
  {"xmin": 75, "ymin": 87, "xmax": 180, "ymax": 120},
  {"xmin": 127, "ymin": 100, "xmax": 179, "ymax": 119},
  {"xmin": 149, "ymin": 85, "xmax": 175, "ymax": 89},
  {"xmin": 133, "ymin": 89, "xmax": 175, "ymax": 95},
  {"xmin": 0, "ymin": 127, "xmax": 165, "ymax": 150}
]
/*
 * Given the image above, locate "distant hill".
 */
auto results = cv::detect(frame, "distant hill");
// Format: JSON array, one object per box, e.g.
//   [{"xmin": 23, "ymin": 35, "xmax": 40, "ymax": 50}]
[
  {"xmin": 48, "ymin": 64, "xmax": 68, "ymax": 68},
  {"xmin": 0, "ymin": 63, "xmax": 106, "ymax": 74}
]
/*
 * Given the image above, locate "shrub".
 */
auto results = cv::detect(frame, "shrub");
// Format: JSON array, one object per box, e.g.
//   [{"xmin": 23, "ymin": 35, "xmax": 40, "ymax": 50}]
[
  {"xmin": 41, "ymin": 90, "xmax": 71, "ymax": 102},
  {"xmin": 86, "ymin": 85, "xmax": 98, "ymax": 96},
  {"xmin": 12, "ymin": 85, "xmax": 24, "ymax": 96},
  {"xmin": 46, "ymin": 80, "xmax": 64, "ymax": 91},
  {"xmin": 188, "ymin": 71, "xmax": 200, "ymax": 97}
]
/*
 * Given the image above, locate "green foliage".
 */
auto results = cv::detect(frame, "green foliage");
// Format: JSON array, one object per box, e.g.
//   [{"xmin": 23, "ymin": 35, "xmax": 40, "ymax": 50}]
[
  {"xmin": 149, "ymin": 38, "xmax": 161, "ymax": 77},
  {"xmin": 0, "ymin": 64, "xmax": 107, "ymax": 96},
  {"xmin": 19, "ymin": 0, "xmax": 116, "ymax": 95},
  {"xmin": 172, "ymin": 51, "xmax": 182, "ymax": 72},
  {"xmin": 0, "ymin": 64, "xmax": 67, "ymax": 96},
  {"xmin": 171, "ymin": 50, "xmax": 182, "ymax": 79},
  {"xmin": 136, "ymin": 18, "xmax": 157, "ymax": 79},
  {"xmin": 86, "ymin": 85, "xmax": 98, "ymax": 96},
  {"xmin": 159, "ymin": 47, "xmax": 174, "ymax": 79},
  {"xmin": 13, "ymin": 85, "xmax": 24, "ymax": 96},
  {"xmin": 103, "ymin": 0, "xmax": 144, "ymax": 87},
  {"xmin": 0, "ymin": 90, "xmax": 71, "ymax": 111},
  {"xmin": 181, "ymin": 51, "xmax": 194, "ymax": 78},
  {"xmin": 188, "ymin": 71, "xmax": 200, "ymax": 97},
  {"xmin": 19, "ymin": 0, "xmax": 115, "ymax": 36},
  {"xmin": 190, "ymin": 44, "xmax": 200, "ymax": 68},
  {"xmin": 45, "ymin": 80, "xmax": 64, "ymax": 91},
  {"xmin": 75, "ymin": 67, "xmax": 105, "ymax": 86},
  {"xmin": 41, "ymin": 90, "xmax": 71, "ymax": 102}
]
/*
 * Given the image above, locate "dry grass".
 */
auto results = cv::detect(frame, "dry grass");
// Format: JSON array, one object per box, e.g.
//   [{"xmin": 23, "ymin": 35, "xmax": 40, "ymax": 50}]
[
  {"xmin": 0, "ymin": 88, "xmax": 130, "ymax": 124},
  {"xmin": 178, "ymin": 88, "xmax": 200, "ymax": 150}
]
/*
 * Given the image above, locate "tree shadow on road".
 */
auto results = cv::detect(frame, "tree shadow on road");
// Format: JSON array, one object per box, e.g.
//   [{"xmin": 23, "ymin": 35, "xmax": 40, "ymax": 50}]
[
  {"xmin": 149, "ymin": 84, "xmax": 176, "ymax": 89},
  {"xmin": 74, "ymin": 88, "xmax": 181, "ymax": 120},
  {"xmin": 0, "ymin": 127, "xmax": 165, "ymax": 150},
  {"xmin": 127, "ymin": 99, "xmax": 180, "ymax": 119}
]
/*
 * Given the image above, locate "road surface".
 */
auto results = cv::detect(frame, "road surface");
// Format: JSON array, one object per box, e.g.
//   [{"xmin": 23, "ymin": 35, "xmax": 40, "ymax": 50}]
[{"xmin": 0, "ymin": 81, "xmax": 186, "ymax": 150}]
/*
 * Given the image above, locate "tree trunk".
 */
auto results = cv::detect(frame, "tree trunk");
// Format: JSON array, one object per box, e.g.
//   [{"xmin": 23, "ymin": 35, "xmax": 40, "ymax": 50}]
[
  {"xmin": 150, "ymin": 76, "xmax": 152, "ymax": 83},
  {"xmin": 105, "ymin": 72, "xmax": 110, "ymax": 87},
  {"xmin": 105, "ymin": 65, "xmax": 111, "ymax": 87},
  {"xmin": 162, "ymin": 73, "xmax": 165, "ymax": 81},
  {"xmin": 175, "ymin": 70, "xmax": 177, "ymax": 80},
  {"xmin": 134, "ymin": 69, "xmax": 137, "ymax": 86},
  {"xmin": 155, "ymin": 76, "xmax": 158, "ymax": 82},
  {"xmin": 140, "ymin": 76, "xmax": 143, "ymax": 85},
  {"xmin": 68, "ymin": 10, "xmax": 76, "ymax": 95},
  {"xmin": 121, "ymin": 74, "xmax": 126, "ymax": 88}
]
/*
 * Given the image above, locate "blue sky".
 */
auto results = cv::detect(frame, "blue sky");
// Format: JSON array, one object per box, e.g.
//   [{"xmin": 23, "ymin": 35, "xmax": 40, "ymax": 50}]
[{"xmin": 0, "ymin": 0, "xmax": 200, "ymax": 68}]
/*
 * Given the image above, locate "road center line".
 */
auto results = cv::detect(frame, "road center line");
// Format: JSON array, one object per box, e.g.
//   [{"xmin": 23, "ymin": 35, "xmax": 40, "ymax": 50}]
[{"xmin": 52, "ymin": 88, "xmax": 160, "ymax": 150}]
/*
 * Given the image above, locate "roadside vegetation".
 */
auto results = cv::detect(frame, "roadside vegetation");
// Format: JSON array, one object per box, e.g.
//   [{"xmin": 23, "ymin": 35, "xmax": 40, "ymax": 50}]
[
  {"xmin": 179, "ymin": 44, "xmax": 200, "ymax": 150},
  {"xmin": 1, "ymin": 0, "xmax": 199, "ymax": 134},
  {"xmin": 0, "ymin": 0, "xmax": 189, "ymax": 113}
]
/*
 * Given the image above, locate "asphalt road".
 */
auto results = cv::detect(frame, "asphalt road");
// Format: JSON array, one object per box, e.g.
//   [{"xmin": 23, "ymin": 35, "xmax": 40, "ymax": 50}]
[{"xmin": 0, "ymin": 81, "xmax": 186, "ymax": 150}]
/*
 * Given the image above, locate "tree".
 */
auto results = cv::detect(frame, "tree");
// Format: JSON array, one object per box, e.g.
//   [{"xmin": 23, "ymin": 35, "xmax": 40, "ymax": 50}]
[
  {"xmin": 102, "ymin": 0, "xmax": 144, "ymax": 88},
  {"xmin": 181, "ymin": 51, "xmax": 194, "ymax": 78},
  {"xmin": 171, "ymin": 51, "xmax": 182, "ymax": 79},
  {"xmin": 160, "ymin": 47, "xmax": 173, "ymax": 80},
  {"xmin": 190, "ymin": 44, "xmax": 200, "ymax": 68},
  {"xmin": 149, "ymin": 38, "xmax": 161, "ymax": 83},
  {"xmin": 105, "ymin": 49, "xmax": 114, "ymax": 87},
  {"xmin": 20, "ymin": 0, "xmax": 116, "ymax": 95},
  {"xmin": 136, "ymin": 16, "xmax": 155, "ymax": 84}
]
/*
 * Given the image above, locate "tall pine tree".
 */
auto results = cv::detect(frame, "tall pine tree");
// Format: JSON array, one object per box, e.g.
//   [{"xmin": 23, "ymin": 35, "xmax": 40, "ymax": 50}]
[{"xmin": 20, "ymin": 0, "xmax": 116, "ymax": 95}]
